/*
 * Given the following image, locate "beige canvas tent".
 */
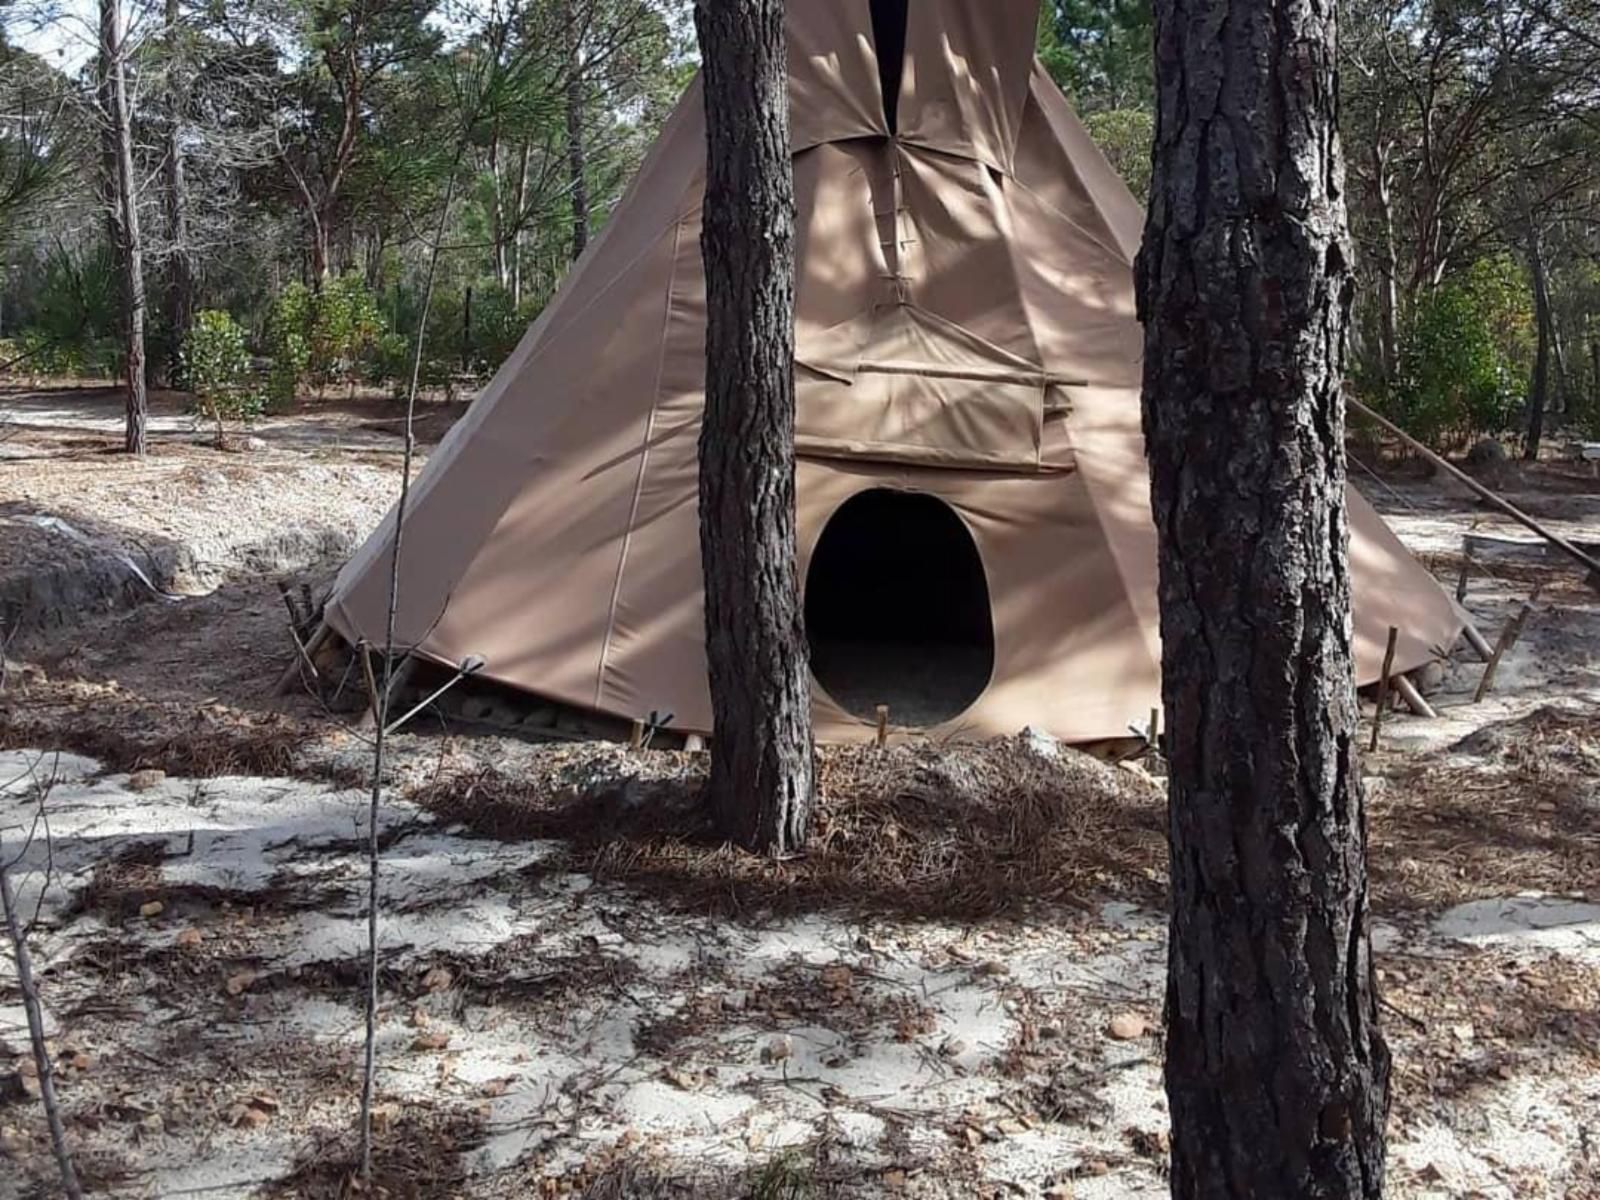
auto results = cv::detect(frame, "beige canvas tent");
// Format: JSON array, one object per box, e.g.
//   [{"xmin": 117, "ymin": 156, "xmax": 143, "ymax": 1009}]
[{"xmin": 326, "ymin": 0, "xmax": 1465, "ymax": 744}]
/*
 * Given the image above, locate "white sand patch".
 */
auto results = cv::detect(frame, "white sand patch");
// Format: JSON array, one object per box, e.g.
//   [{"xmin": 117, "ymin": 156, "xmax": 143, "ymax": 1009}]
[
  {"xmin": 1434, "ymin": 895, "xmax": 1600, "ymax": 963},
  {"xmin": 3, "ymin": 751, "xmax": 1597, "ymax": 1197}
]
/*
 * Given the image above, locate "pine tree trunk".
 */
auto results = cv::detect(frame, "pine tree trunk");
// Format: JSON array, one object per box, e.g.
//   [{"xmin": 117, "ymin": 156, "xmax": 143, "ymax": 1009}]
[
  {"xmin": 693, "ymin": 0, "xmax": 814, "ymax": 858},
  {"xmin": 163, "ymin": 0, "xmax": 194, "ymax": 381},
  {"xmin": 1137, "ymin": 0, "xmax": 1389, "ymax": 1195},
  {"xmin": 100, "ymin": 0, "xmax": 148, "ymax": 456},
  {"xmin": 564, "ymin": 0, "xmax": 589, "ymax": 263},
  {"xmin": 1526, "ymin": 219, "xmax": 1551, "ymax": 461}
]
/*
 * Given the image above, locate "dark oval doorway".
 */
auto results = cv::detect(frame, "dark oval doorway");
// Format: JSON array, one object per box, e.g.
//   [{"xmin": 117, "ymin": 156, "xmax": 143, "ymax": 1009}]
[{"xmin": 805, "ymin": 489, "xmax": 995, "ymax": 727}]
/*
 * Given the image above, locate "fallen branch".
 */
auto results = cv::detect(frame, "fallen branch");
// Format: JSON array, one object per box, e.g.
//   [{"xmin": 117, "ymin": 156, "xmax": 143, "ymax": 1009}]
[{"xmin": 1349, "ymin": 397, "xmax": 1600, "ymax": 586}]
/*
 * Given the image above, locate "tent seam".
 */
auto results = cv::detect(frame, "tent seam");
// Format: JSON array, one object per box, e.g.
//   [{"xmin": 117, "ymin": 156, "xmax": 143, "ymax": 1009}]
[{"xmin": 594, "ymin": 213, "xmax": 687, "ymax": 711}]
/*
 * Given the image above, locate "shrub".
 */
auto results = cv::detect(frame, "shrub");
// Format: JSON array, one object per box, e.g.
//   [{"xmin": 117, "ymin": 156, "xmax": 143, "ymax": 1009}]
[
  {"xmin": 181, "ymin": 310, "xmax": 262, "ymax": 446},
  {"xmin": 263, "ymin": 273, "xmax": 385, "ymax": 401},
  {"xmin": 1386, "ymin": 261, "xmax": 1527, "ymax": 448}
]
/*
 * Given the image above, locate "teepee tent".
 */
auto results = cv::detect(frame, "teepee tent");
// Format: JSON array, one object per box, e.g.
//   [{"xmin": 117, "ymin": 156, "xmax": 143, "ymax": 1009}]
[{"xmin": 325, "ymin": 0, "xmax": 1464, "ymax": 744}]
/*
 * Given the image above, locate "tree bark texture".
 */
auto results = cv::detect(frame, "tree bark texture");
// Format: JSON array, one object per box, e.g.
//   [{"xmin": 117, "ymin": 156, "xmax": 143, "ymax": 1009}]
[
  {"xmin": 99, "ymin": 0, "xmax": 148, "ymax": 456},
  {"xmin": 693, "ymin": 0, "xmax": 815, "ymax": 857},
  {"xmin": 1136, "ymin": 0, "xmax": 1390, "ymax": 1196},
  {"xmin": 164, "ymin": 0, "xmax": 194, "ymax": 375},
  {"xmin": 1526, "ymin": 216, "xmax": 1551, "ymax": 461},
  {"xmin": 565, "ymin": 0, "xmax": 590, "ymax": 262}
]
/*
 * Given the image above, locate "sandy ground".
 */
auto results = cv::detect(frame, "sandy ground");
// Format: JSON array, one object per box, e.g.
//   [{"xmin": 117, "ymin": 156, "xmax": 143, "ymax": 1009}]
[
  {"xmin": 0, "ymin": 397, "xmax": 1598, "ymax": 1197},
  {"xmin": 0, "ymin": 745, "xmax": 1595, "ymax": 1199}
]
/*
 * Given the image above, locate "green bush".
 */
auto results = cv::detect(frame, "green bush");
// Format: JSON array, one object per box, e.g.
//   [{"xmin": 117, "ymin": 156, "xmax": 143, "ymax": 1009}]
[
  {"xmin": 263, "ymin": 273, "xmax": 386, "ymax": 401},
  {"xmin": 181, "ymin": 310, "xmax": 261, "ymax": 445},
  {"xmin": 15, "ymin": 243, "xmax": 122, "ymax": 377},
  {"xmin": 1385, "ymin": 259, "xmax": 1528, "ymax": 448}
]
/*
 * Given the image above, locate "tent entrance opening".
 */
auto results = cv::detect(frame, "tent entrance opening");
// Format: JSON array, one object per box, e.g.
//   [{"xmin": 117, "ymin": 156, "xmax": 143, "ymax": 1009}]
[{"xmin": 805, "ymin": 489, "xmax": 994, "ymax": 727}]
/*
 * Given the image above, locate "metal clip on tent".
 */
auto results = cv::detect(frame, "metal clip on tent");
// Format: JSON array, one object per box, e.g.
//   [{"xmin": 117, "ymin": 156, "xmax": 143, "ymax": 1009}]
[{"xmin": 383, "ymin": 656, "xmax": 487, "ymax": 736}]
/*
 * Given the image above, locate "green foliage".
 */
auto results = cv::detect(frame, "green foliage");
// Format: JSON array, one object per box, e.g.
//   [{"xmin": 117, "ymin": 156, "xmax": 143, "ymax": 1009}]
[
  {"xmin": 1386, "ymin": 259, "xmax": 1531, "ymax": 447},
  {"xmin": 16, "ymin": 243, "xmax": 121, "ymax": 376},
  {"xmin": 264, "ymin": 273, "xmax": 385, "ymax": 402},
  {"xmin": 181, "ymin": 310, "xmax": 262, "ymax": 444},
  {"xmin": 1081, "ymin": 109, "xmax": 1154, "ymax": 205},
  {"xmin": 1037, "ymin": 0, "xmax": 1154, "ymax": 112}
]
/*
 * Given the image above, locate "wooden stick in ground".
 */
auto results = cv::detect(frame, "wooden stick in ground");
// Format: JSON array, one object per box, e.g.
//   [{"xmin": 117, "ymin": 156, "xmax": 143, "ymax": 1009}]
[
  {"xmin": 275, "ymin": 622, "xmax": 330, "ymax": 694},
  {"xmin": 1461, "ymin": 623, "xmax": 1495, "ymax": 663},
  {"xmin": 1369, "ymin": 626, "xmax": 1400, "ymax": 752},
  {"xmin": 1392, "ymin": 675, "xmax": 1438, "ymax": 719},
  {"xmin": 1, "ymin": 853, "xmax": 84, "ymax": 1199},
  {"xmin": 1349, "ymin": 397, "xmax": 1600, "ymax": 582},
  {"xmin": 875, "ymin": 705, "xmax": 889, "ymax": 748},
  {"xmin": 1474, "ymin": 588, "xmax": 1542, "ymax": 703}
]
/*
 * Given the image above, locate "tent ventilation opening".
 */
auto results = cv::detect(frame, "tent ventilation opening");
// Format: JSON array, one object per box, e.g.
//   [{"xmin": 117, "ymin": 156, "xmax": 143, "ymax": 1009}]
[
  {"xmin": 870, "ymin": 0, "xmax": 909, "ymax": 133},
  {"xmin": 805, "ymin": 489, "xmax": 994, "ymax": 728}
]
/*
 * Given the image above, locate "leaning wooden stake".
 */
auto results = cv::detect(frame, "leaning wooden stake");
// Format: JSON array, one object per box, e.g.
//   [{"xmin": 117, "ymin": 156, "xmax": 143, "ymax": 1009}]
[
  {"xmin": 1350, "ymin": 397, "xmax": 1600, "ymax": 583},
  {"xmin": 1461, "ymin": 623, "xmax": 1495, "ymax": 663},
  {"xmin": 1474, "ymin": 588, "xmax": 1542, "ymax": 703},
  {"xmin": 1392, "ymin": 675, "xmax": 1438, "ymax": 719},
  {"xmin": 275, "ymin": 621, "xmax": 331, "ymax": 694},
  {"xmin": 874, "ymin": 705, "xmax": 889, "ymax": 748},
  {"xmin": 1369, "ymin": 626, "xmax": 1400, "ymax": 752}
]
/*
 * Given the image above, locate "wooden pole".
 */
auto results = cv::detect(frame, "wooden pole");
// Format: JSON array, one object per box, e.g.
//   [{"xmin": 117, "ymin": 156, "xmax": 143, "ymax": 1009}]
[
  {"xmin": 1369, "ymin": 626, "xmax": 1399, "ymax": 752},
  {"xmin": 1461, "ymin": 623, "xmax": 1495, "ymax": 663},
  {"xmin": 1474, "ymin": 588, "xmax": 1541, "ymax": 703},
  {"xmin": 629, "ymin": 719, "xmax": 646, "ymax": 750},
  {"xmin": 1349, "ymin": 396, "xmax": 1600, "ymax": 582},
  {"xmin": 875, "ymin": 705, "xmax": 889, "ymax": 748},
  {"xmin": 275, "ymin": 622, "xmax": 330, "ymax": 694},
  {"xmin": 1391, "ymin": 675, "xmax": 1438, "ymax": 720}
]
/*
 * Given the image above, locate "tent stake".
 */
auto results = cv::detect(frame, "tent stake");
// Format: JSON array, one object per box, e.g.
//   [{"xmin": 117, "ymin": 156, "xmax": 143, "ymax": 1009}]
[
  {"xmin": 1474, "ymin": 588, "xmax": 1541, "ymax": 703},
  {"xmin": 276, "ymin": 621, "xmax": 330, "ymax": 695},
  {"xmin": 1461, "ymin": 623, "xmax": 1495, "ymax": 663},
  {"xmin": 1391, "ymin": 675, "xmax": 1437, "ymax": 720},
  {"xmin": 1369, "ymin": 626, "xmax": 1399, "ymax": 752},
  {"xmin": 1349, "ymin": 397, "xmax": 1600, "ymax": 585},
  {"xmin": 875, "ymin": 705, "xmax": 889, "ymax": 748}
]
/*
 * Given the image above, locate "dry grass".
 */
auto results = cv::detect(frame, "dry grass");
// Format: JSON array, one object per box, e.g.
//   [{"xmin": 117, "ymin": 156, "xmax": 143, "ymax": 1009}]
[
  {"xmin": 417, "ymin": 735, "xmax": 1167, "ymax": 921},
  {"xmin": 1368, "ymin": 705, "xmax": 1600, "ymax": 912}
]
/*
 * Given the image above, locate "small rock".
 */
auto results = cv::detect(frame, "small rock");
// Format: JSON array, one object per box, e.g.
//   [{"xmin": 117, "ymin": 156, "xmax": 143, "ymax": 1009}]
[
  {"xmin": 975, "ymin": 960, "xmax": 1010, "ymax": 977},
  {"xmin": 1107, "ymin": 1012, "xmax": 1150, "ymax": 1041},
  {"xmin": 1043, "ymin": 1184, "xmax": 1074, "ymax": 1199},
  {"xmin": 481, "ymin": 1077, "xmax": 514, "ymax": 1098},
  {"xmin": 760, "ymin": 1035, "xmax": 794, "ymax": 1065},
  {"xmin": 175, "ymin": 928, "xmax": 203, "ymax": 949},
  {"xmin": 139, "ymin": 900, "xmax": 165, "ymax": 920},
  {"xmin": 224, "ymin": 970, "xmax": 257, "ymax": 997},
  {"xmin": 411, "ymin": 1031, "xmax": 451, "ymax": 1052},
  {"xmin": 421, "ymin": 966, "xmax": 453, "ymax": 993},
  {"xmin": 140, "ymin": 1112, "xmax": 165, "ymax": 1135},
  {"xmin": 127, "ymin": 769, "xmax": 166, "ymax": 792},
  {"xmin": 228, "ymin": 1102, "xmax": 270, "ymax": 1130},
  {"xmin": 370, "ymin": 1103, "xmax": 398, "ymax": 1132},
  {"xmin": 0, "ymin": 1125, "xmax": 27, "ymax": 1155}
]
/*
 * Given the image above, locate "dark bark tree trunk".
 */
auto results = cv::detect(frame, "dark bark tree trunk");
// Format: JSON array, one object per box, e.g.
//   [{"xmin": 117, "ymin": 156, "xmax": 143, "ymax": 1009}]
[
  {"xmin": 511, "ymin": 140, "xmax": 530, "ymax": 305},
  {"xmin": 163, "ymin": 0, "xmax": 194, "ymax": 380},
  {"xmin": 1525, "ymin": 219, "xmax": 1552, "ymax": 461},
  {"xmin": 693, "ymin": 0, "xmax": 814, "ymax": 858},
  {"xmin": 1371, "ymin": 138, "xmax": 1399, "ymax": 385},
  {"xmin": 100, "ymin": 0, "xmax": 148, "ymax": 456},
  {"xmin": 565, "ymin": 1, "xmax": 590, "ymax": 263},
  {"xmin": 1136, "ymin": 0, "xmax": 1390, "ymax": 1195}
]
